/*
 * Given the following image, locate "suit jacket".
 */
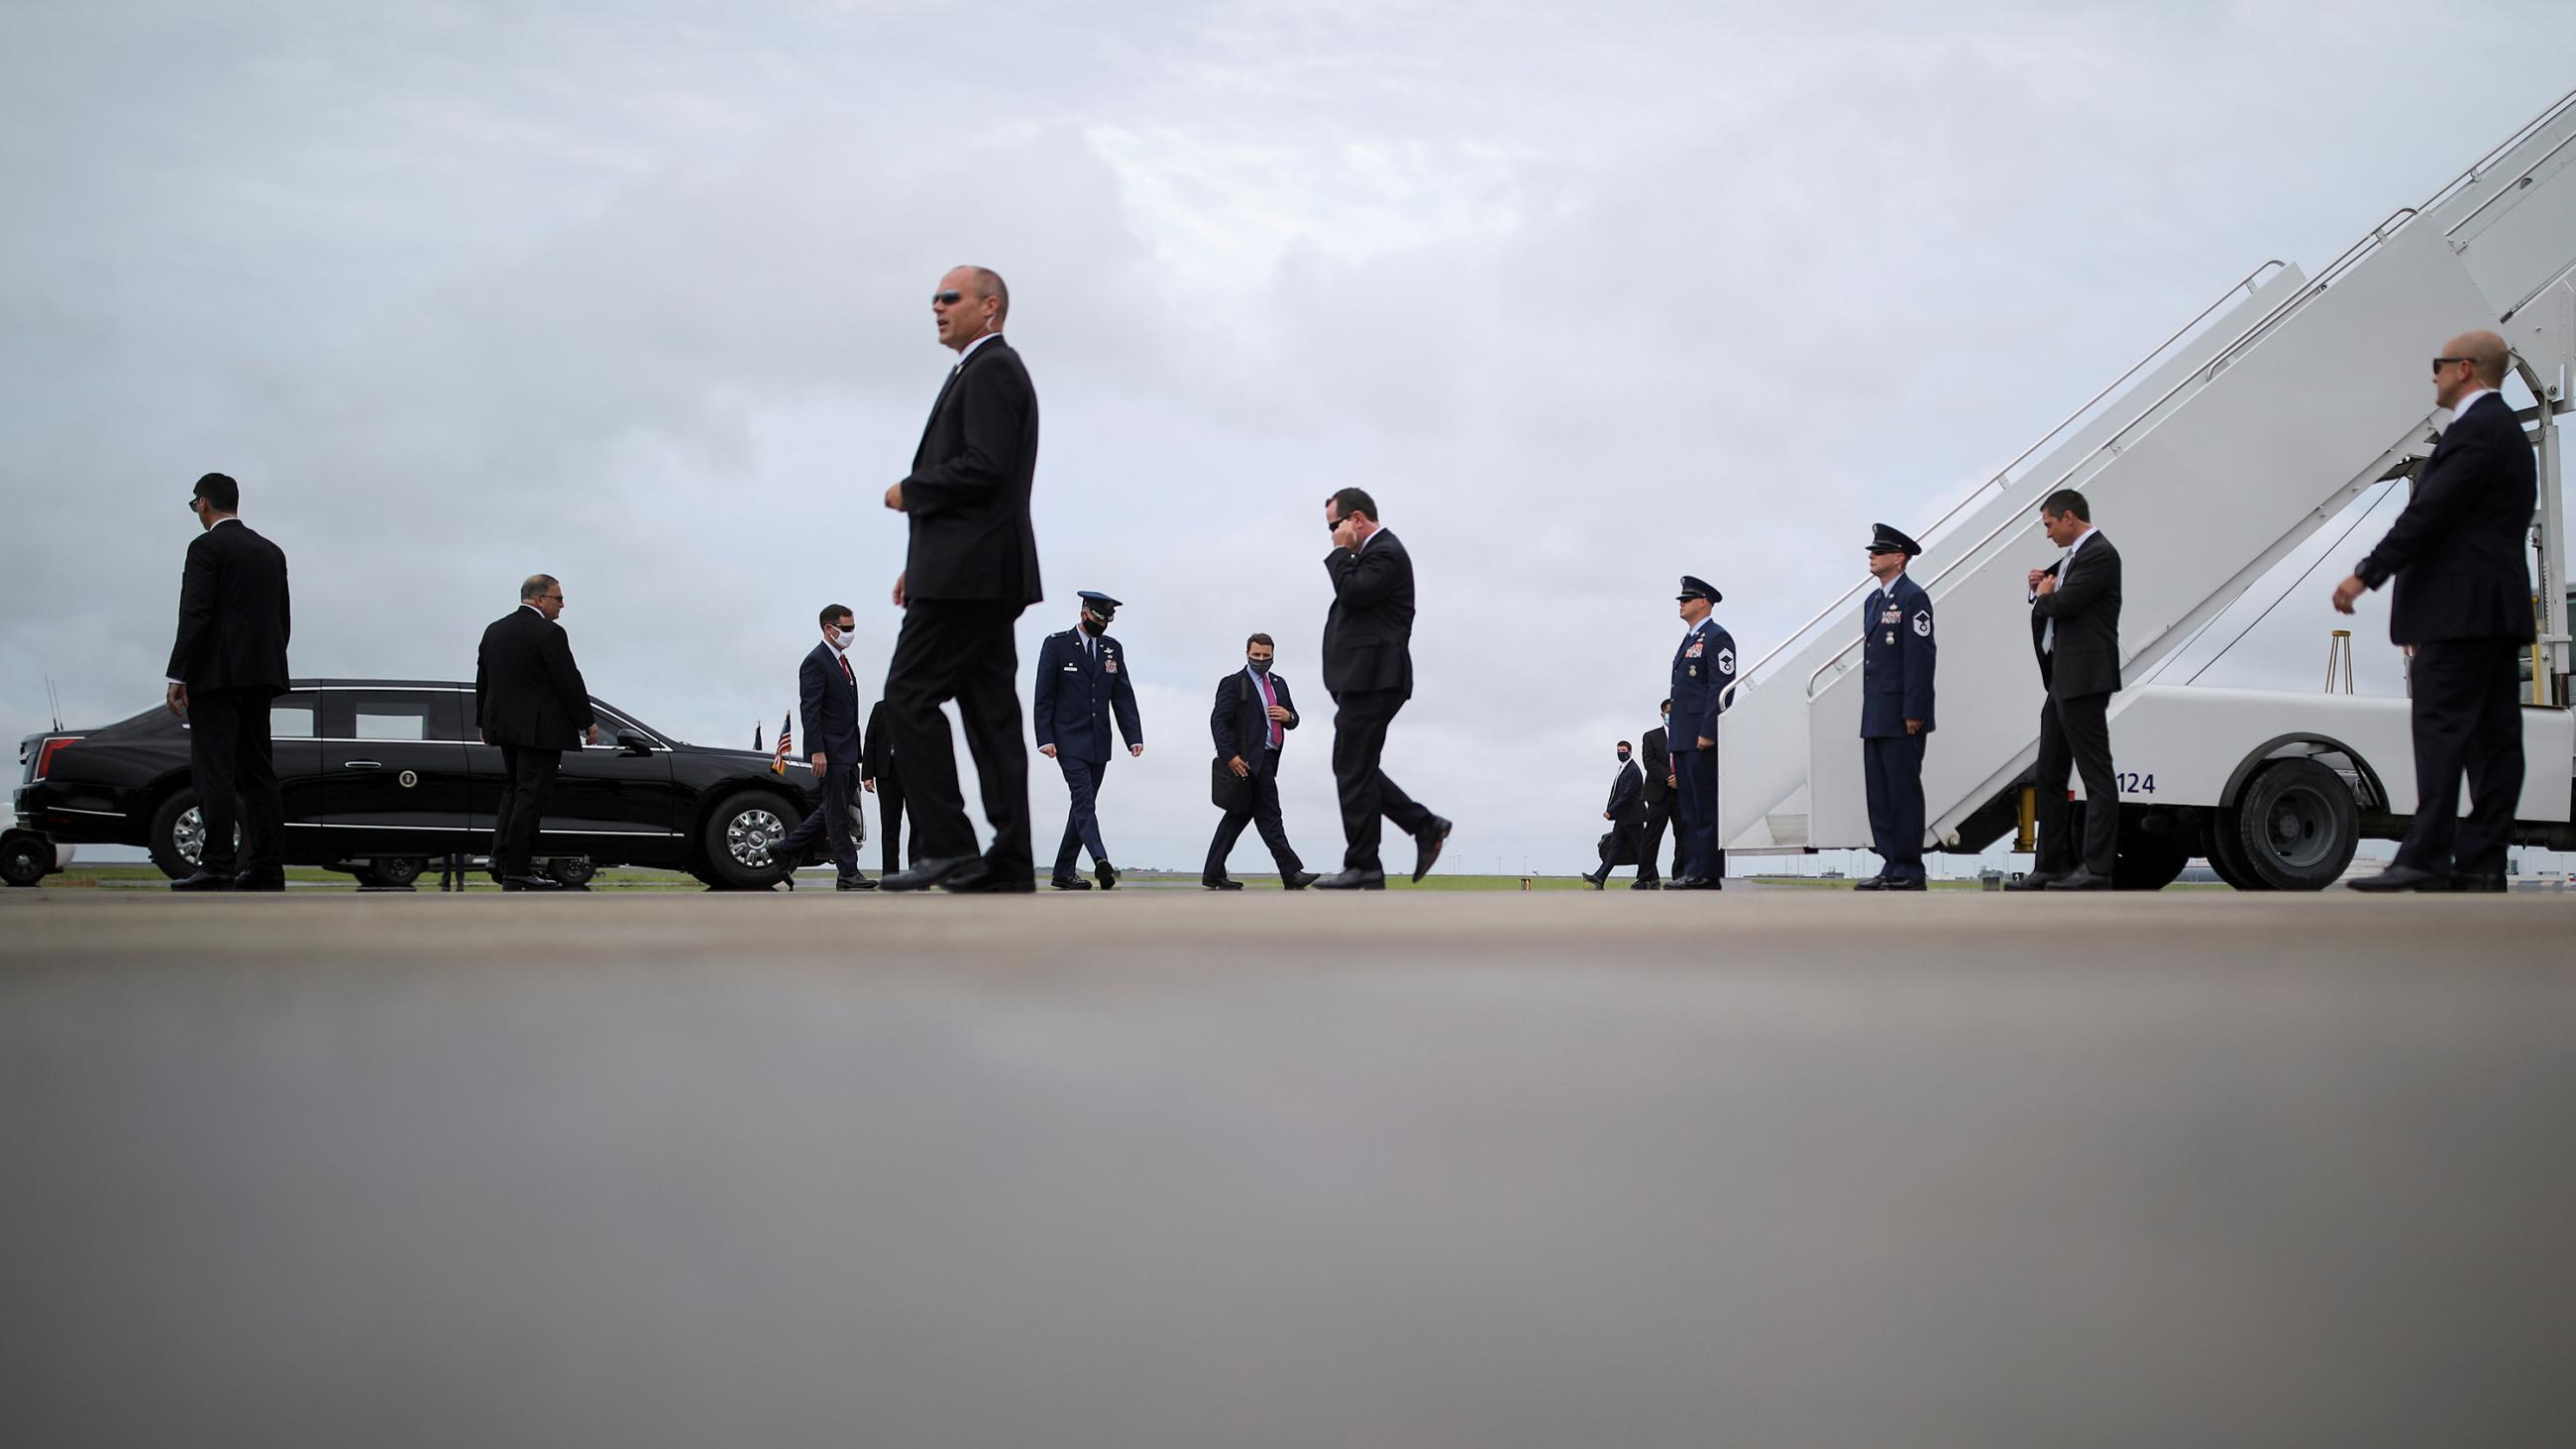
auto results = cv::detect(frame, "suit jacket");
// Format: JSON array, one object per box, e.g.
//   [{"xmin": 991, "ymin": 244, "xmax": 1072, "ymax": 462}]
[
  {"xmin": 475, "ymin": 606, "xmax": 595, "ymax": 750},
  {"xmin": 2357, "ymin": 392, "xmax": 2536, "ymax": 644},
  {"xmin": 1605, "ymin": 758, "xmax": 1644, "ymax": 824},
  {"xmin": 1669, "ymin": 616, "xmax": 1738, "ymax": 746},
  {"xmin": 1032, "ymin": 627, "xmax": 1141, "ymax": 763},
  {"xmin": 2028, "ymin": 530, "xmax": 2123, "ymax": 700},
  {"xmin": 1641, "ymin": 726, "xmax": 1671, "ymax": 804},
  {"xmin": 1322, "ymin": 528, "xmax": 1416, "ymax": 698},
  {"xmin": 860, "ymin": 700, "xmax": 900, "ymax": 787},
  {"xmin": 799, "ymin": 641, "xmax": 864, "ymax": 763},
  {"xmin": 902, "ymin": 336, "xmax": 1042, "ymax": 605},
  {"xmin": 1860, "ymin": 571, "xmax": 1937, "ymax": 736},
  {"xmin": 165, "ymin": 519, "xmax": 291, "ymax": 695},
  {"xmin": 1211, "ymin": 666, "xmax": 1300, "ymax": 761}
]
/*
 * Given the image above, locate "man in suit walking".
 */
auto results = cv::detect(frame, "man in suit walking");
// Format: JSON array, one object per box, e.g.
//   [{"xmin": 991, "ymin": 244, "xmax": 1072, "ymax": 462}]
[
  {"xmin": 1668, "ymin": 576, "xmax": 1738, "ymax": 890},
  {"xmin": 776, "ymin": 604, "xmax": 873, "ymax": 890},
  {"xmin": 1316, "ymin": 488, "xmax": 1450, "ymax": 888},
  {"xmin": 878, "ymin": 265, "xmax": 1042, "ymax": 894},
  {"xmin": 1634, "ymin": 701, "xmax": 1678, "ymax": 888},
  {"xmin": 2007, "ymin": 490, "xmax": 2122, "ymax": 891},
  {"xmin": 1203, "ymin": 632, "xmax": 1321, "ymax": 891},
  {"xmin": 1584, "ymin": 741, "xmax": 1646, "ymax": 889},
  {"xmin": 475, "ymin": 574, "xmax": 597, "ymax": 891},
  {"xmin": 162, "ymin": 471, "xmax": 292, "ymax": 891},
  {"xmin": 2336, "ymin": 331, "xmax": 2536, "ymax": 893},
  {"xmin": 1032, "ymin": 591, "xmax": 1142, "ymax": 890},
  {"xmin": 1856, "ymin": 523, "xmax": 1937, "ymax": 891},
  {"xmin": 859, "ymin": 699, "xmax": 916, "ymax": 880}
]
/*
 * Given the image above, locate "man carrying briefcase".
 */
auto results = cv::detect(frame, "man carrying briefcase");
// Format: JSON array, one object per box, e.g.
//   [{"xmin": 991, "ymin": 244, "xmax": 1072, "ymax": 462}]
[{"xmin": 1200, "ymin": 632, "xmax": 1321, "ymax": 891}]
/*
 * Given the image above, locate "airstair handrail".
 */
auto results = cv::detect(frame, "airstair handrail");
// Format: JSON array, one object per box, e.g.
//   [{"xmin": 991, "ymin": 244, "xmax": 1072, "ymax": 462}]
[
  {"xmin": 2445, "ymin": 130, "xmax": 2576, "ymax": 241},
  {"xmin": 1718, "ymin": 259, "xmax": 2288, "ymax": 697},
  {"xmin": 1803, "ymin": 205, "xmax": 2435, "ymax": 703},
  {"xmin": 2434, "ymin": 84, "xmax": 2576, "ymax": 236}
]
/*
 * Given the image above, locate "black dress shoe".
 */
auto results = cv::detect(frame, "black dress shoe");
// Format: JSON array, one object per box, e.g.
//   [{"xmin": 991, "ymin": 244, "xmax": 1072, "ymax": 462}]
[
  {"xmin": 2451, "ymin": 872, "xmax": 2508, "ymax": 893},
  {"xmin": 880, "ymin": 854, "xmax": 982, "ymax": 892},
  {"xmin": 1411, "ymin": 817, "xmax": 1452, "ymax": 883},
  {"xmin": 1584, "ymin": 872, "xmax": 1606, "ymax": 890},
  {"xmin": 170, "ymin": 870, "xmax": 234, "ymax": 892},
  {"xmin": 1852, "ymin": 876, "xmax": 1888, "ymax": 891},
  {"xmin": 2346, "ymin": 865, "xmax": 2452, "ymax": 893},
  {"xmin": 234, "ymin": 869, "xmax": 286, "ymax": 893},
  {"xmin": 2045, "ymin": 868, "xmax": 2111, "ymax": 891},
  {"xmin": 1882, "ymin": 878, "xmax": 1928, "ymax": 892},
  {"xmin": 1667, "ymin": 875, "xmax": 1705, "ymax": 890},
  {"xmin": 1282, "ymin": 870, "xmax": 1320, "ymax": 890},
  {"xmin": 835, "ymin": 874, "xmax": 877, "ymax": 891},
  {"xmin": 1050, "ymin": 875, "xmax": 1094, "ymax": 890},
  {"xmin": 1313, "ymin": 867, "xmax": 1386, "ymax": 890},
  {"xmin": 1203, "ymin": 877, "xmax": 1244, "ymax": 891},
  {"xmin": 942, "ymin": 861, "xmax": 1035, "ymax": 893},
  {"xmin": 2003, "ymin": 871, "xmax": 2065, "ymax": 892},
  {"xmin": 501, "ymin": 874, "xmax": 563, "ymax": 891},
  {"xmin": 1095, "ymin": 860, "xmax": 1119, "ymax": 891},
  {"xmin": 1631, "ymin": 879, "xmax": 1662, "ymax": 891}
]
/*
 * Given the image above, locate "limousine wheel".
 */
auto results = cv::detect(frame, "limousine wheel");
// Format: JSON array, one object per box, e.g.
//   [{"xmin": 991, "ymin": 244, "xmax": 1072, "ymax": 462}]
[
  {"xmin": 545, "ymin": 857, "xmax": 596, "ymax": 888},
  {"xmin": 702, "ymin": 790, "xmax": 801, "ymax": 889},
  {"xmin": 1, "ymin": 833, "xmax": 52, "ymax": 888},
  {"xmin": 361, "ymin": 856, "xmax": 426, "ymax": 888}
]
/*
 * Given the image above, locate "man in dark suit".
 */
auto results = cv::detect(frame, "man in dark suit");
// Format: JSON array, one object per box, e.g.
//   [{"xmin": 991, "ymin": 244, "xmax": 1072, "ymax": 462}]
[
  {"xmin": 1667, "ymin": 576, "xmax": 1738, "ymax": 890},
  {"xmin": 1584, "ymin": 741, "xmax": 1646, "ymax": 889},
  {"xmin": 162, "ymin": 471, "xmax": 292, "ymax": 891},
  {"xmin": 1032, "ymin": 591, "xmax": 1142, "ymax": 890},
  {"xmin": 1203, "ymin": 632, "xmax": 1321, "ymax": 891},
  {"xmin": 475, "ymin": 574, "xmax": 597, "ymax": 891},
  {"xmin": 1856, "ymin": 523, "xmax": 1937, "ymax": 891},
  {"xmin": 859, "ymin": 699, "xmax": 916, "ymax": 879},
  {"xmin": 878, "ymin": 265, "xmax": 1042, "ymax": 893},
  {"xmin": 2007, "ymin": 490, "xmax": 2122, "ymax": 892},
  {"xmin": 776, "ymin": 604, "xmax": 873, "ymax": 890},
  {"xmin": 1315, "ymin": 488, "xmax": 1450, "ymax": 888},
  {"xmin": 1634, "ymin": 702, "xmax": 1678, "ymax": 889},
  {"xmin": 2336, "ymin": 331, "xmax": 2537, "ymax": 893}
]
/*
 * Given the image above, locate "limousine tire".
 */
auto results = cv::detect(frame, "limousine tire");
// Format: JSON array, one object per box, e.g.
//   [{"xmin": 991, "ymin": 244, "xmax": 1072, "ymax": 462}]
[
  {"xmin": 545, "ymin": 856, "xmax": 597, "ymax": 888},
  {"xmin": 361, "ymin": 856, "xmax": 426, "ymax": 888},
  {"xmin": 2, "ymin": 833, "xmax": 53, "ymax": 887},
  {"xmin": 700, "ymin": 790, "xmax": 801, "ymax": 889},
  {"xmin": 148, "ymin": 789, "xmax": 205, "ymax": 879}
]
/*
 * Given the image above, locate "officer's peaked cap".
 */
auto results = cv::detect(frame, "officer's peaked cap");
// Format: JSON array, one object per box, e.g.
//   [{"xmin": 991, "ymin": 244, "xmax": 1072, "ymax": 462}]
[
  {"xmin": 1868, "ymin": 523, "xmax": 1922, "ymax": 557},
  {"xmin": 1077, "ymin": 591, "xmax": 1123, "ymax": 614},
  {"xmin": 1675, "ymin": 575, "xmax": 1721, "ymax": 604}
]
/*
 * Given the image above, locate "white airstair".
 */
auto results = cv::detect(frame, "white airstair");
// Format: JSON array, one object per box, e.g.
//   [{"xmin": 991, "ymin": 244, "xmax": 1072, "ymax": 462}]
[{"xmin": 1718, "ymin": 87, "xmax": 2576, "ymax": 887}]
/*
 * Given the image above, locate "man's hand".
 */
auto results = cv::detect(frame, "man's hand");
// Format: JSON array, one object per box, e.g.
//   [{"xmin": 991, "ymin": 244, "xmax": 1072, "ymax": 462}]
[
  {"xmin": 884, "ymin": 483, "xmax": 905, "ymax": 511},
  {"xmin": 862, "ymin": 778, "xmax": 878, "ymax": 794},
  {"xmin": 2033, "ymin": 573, "xmax": 2057, "ymax": 598},
  {"xmin": 1666, "ymin": 774, "xmax": 1677, "ymax": 789},
  {"xmin": 164, "ymin": 683, "xmax": 187, "ymax": 718},
  {"xmin": 2027, "ymin": 567, "xmax": 2049, "ymax": 592},
  {"xmin": 1696, "ymin": 735, "xmax": 1715, "ymax": 749},
  {"xmin": 586, "ymin": 724, "xmax": 600, "ymax": 746},
  {"xmin": 1602, "ymin": 811, "xmax": 1611, "ymax": 822},
  {"xmin": 810, "ymin": 751, "xmax": 827, "ymax": 779},
  {"xmin": 1039, "ymin": 743, "xmax": 1057, "ymax": 758},
  {"xmin": 1906, "ymin": 720, "xmax": 1923, "ymax": 735},
  {"xmin": 1332, "ymin": 514, "xmax": 1362, "ymax": 550},
  {"xmin": 1129, "ymin": 743, "xmax": 1144, "ymax": 757},
  {"xmin": 891, "ymin": 571, "xmax": 907, "ymax": 608},
  {"xmin": 2331, "ymin": 574, "xmax": 2366, "ymax": 614},
  {"xmin": 1265, "ymin": 705, "xmax": 1292, "ymax": 724},
  {"xmin": 1229, "ymin": 755, "xmax": 1249, "ymax": 778}
]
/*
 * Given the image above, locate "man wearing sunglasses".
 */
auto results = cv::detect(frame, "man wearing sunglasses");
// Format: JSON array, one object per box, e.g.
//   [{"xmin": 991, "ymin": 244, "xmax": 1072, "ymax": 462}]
[
  {"xmin": 878, "ymin": 266, "xmax": 1042, "ymax": 893},
  {"xmin": 163, "ymin": 471, "xmax": 292, "ymax": 891},
  {"xmin": 2335, "ymin": 331, "xmax": 2535, "ymax": 893}
]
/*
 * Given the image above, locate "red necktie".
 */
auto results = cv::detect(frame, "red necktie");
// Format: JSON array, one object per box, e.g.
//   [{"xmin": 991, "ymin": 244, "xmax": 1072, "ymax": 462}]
[
  {"xmin": 837, "ymin": 653, "xmax": 853, "ymax": 684},
  {"xmin": 1257, "ymin": 672, "xmax": 1282, "ymax": 746}
]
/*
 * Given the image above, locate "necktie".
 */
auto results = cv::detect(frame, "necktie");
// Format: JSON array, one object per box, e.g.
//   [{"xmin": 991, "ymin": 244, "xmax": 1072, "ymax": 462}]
[
  {"xmin": 1257, "ymin": 672, "xmax": 1282, "ymax": 747},
  {"xmin": 837, "ymin": 652, "xmax": 853, "ymax": 685},
  {"xmin": 2044, "ymin": 548, "xmax": 2074, "ymax": 653}
]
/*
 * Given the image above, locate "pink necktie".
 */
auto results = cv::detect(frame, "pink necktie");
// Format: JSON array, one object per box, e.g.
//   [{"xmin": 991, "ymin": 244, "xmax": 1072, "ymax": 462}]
[{"xmin": 1258, "ymin": 673, "xmax": 1282, "ymax": 746}]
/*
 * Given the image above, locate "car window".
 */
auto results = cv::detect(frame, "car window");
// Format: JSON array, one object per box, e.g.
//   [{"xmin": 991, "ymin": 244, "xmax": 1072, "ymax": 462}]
[
  {"xmin": 271, "ymin": 697, "xmax": 319, "ymax": 739},
  {"xmin": 333, "ymin": 691, "xmax": 471, "ymax": 742}
]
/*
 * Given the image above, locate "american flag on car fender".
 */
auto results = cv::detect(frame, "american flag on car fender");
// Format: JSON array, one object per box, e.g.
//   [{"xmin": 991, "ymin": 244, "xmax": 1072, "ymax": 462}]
[{"xmin": 771, "ymin": 713, "xmax": 793, "ymax": 775}]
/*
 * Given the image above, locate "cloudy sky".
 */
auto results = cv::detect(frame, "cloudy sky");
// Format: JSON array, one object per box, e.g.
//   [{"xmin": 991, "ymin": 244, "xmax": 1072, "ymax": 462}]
[{"xmin": 5, "ymin": 1, "xmax": 2570, "ymax": 876}]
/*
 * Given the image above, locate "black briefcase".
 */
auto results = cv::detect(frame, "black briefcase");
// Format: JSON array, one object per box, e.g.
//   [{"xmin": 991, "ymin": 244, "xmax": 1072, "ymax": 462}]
[{"xmin": 1212, "ymin": 756, "xmax": 1251, "ymax": 813}]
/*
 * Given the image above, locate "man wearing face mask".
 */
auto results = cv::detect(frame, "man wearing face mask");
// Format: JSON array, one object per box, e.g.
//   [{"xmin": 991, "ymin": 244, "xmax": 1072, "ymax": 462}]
[
  {"xmin": 1203, "ymin": 632, "xmax": 1321, "ymax": 890},
  {"xmin": 1584, "ymin": 740, "xmax": 1646, "ymax": 889},
  {"xmin": 1668, "ymin": 576, "xmax": 1738, "ymax": 890},
  {"xmin": 777, "ymin": 604, "xmax": 872, "ymax": 890},
  {"xmin": 1031, "ymin": 590, "xmax": 1143, "ymax": 889},
  {"xmin": 1635, "ymin": 700, "xmax": 1677, "ymax": 889}
]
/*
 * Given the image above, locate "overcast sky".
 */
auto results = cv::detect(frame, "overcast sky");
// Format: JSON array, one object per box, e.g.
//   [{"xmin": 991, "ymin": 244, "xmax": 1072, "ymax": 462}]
[{"xmin": 5, "ymin": 2, "xmax": 2570, "ymax": 876}]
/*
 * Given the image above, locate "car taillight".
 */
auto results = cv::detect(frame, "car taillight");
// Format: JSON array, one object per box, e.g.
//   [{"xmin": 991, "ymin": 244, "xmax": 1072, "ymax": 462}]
[{"xmin": 33, "ymin": 736, "xmax": 80, "ymax": 781}]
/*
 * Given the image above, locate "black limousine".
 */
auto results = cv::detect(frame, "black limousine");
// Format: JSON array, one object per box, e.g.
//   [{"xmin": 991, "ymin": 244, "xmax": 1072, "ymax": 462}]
[{"xmin": 7, "ymin": 680, "xmax": 817, "ymax": 889}]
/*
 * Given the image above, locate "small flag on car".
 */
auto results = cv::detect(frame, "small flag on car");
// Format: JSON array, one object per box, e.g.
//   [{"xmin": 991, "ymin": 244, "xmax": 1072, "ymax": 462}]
[{"xmin": 771, "ymin": 713, "xmax": 793, "ymax": 775}]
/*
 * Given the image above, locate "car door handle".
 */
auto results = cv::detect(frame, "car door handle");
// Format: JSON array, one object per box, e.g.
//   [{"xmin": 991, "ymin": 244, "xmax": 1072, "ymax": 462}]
[{"xmin": 343, "ymin": 760, "xmax": 383, "ymax": 770}]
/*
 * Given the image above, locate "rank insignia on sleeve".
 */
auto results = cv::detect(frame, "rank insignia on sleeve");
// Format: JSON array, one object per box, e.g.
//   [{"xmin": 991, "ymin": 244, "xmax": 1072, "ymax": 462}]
[
  {"xmin": 1716, "ymin": 648, "xmax": 1734, "ymax": 673},
  {"xmin": 1912, "ymin": 612, "xmax": 1931, "ymax": 637}
]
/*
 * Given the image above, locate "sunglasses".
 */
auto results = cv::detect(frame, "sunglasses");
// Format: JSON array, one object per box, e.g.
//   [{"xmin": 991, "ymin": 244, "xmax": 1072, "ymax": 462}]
[
  {"xmin": 932, "ymin": 290, "xmax": 963, "ymax": 304},
  {"xmin": 2431, "ymin": 356, "xmax": 2472, "ymax": 373},
  {"xmin": 1867, "ymin": 545, "xmax": 1902, "ymax": 555}
]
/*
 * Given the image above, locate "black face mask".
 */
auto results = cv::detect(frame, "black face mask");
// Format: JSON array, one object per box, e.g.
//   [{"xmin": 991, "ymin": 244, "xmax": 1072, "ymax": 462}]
[
  {"xmin": 1618, "ymin": 751, "xmax": 1631, "ymax": 764},
  {"xmin": 1081, "ymin": 613, "xmax": 1109, "ymax": 636},
  {"xmin": 1248, "ymin": 658, "xmax": 1272, "ymax": 675}
]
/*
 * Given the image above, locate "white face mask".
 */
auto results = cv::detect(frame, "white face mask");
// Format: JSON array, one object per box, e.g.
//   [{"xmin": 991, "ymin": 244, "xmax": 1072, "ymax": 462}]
[{"xmin": 827, "ymin": 626, "xmax": 851, "ymax": 651}]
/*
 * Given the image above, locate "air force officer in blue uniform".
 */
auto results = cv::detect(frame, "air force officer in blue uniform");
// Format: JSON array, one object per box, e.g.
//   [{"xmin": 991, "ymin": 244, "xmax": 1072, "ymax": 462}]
[
  {"xmin": 1668, "ymin": 576, "xmax": 1737, "ymax": 890},
  {"xmin": 1033, "ymin": 590, "xmax": 1142, "ymax": 889},
  {"xmin": 1855, "ymin": 524, "xmax": 1936, "ymax": 890}
]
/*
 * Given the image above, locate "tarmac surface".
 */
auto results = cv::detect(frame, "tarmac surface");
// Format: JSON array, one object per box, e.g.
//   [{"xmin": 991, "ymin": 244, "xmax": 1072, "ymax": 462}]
[{"xmin": 5, "ymin": 887, "xmax": 2573, "ymax": 1448}]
